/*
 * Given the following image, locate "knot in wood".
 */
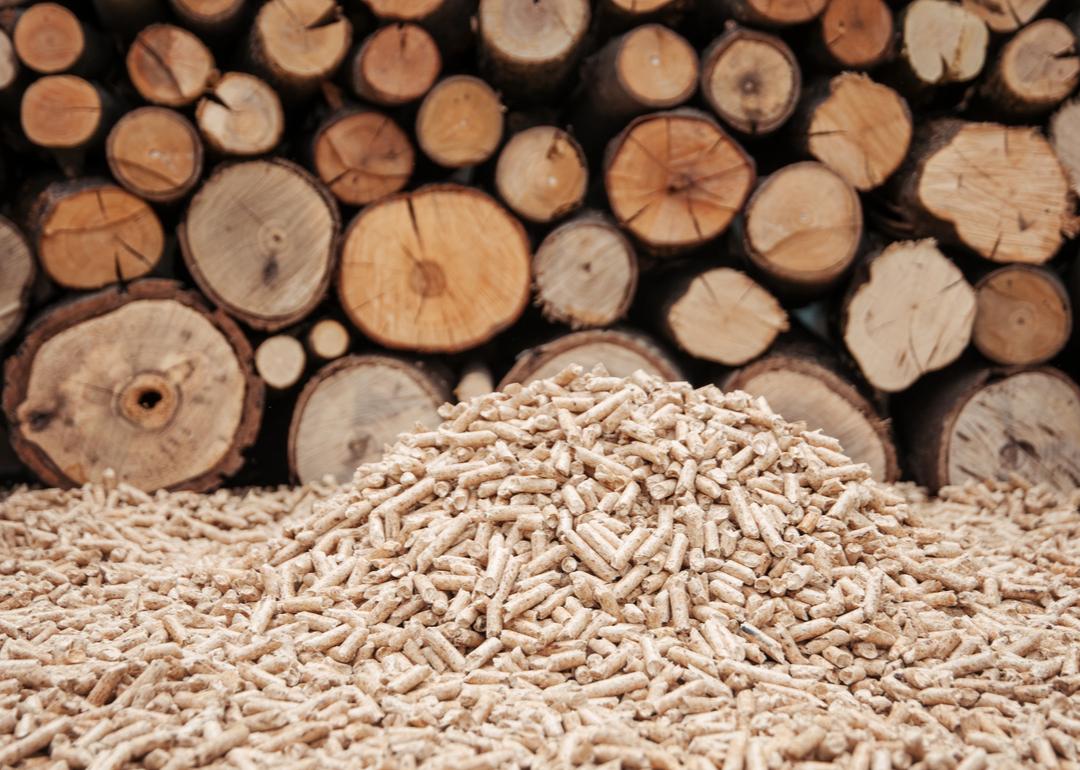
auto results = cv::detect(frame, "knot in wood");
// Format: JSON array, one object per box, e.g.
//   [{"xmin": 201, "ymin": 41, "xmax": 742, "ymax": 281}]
[
  {"xmin": 117, "ymin": 371, "xmax": 180, "ymax": 431},
  {"xmin": 410, "ymin": 260, "xmax": 447, "ymax": 298}
]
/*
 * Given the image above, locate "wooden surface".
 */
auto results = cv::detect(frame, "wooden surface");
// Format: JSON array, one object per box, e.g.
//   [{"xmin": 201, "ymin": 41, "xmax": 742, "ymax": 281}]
[
  {"xmin": 478, "ymin": 0, "xmax": 590, "ymax": 95},
  {"xmin": 126, "ymin": 24, "xmax": 216, "ymax": 107},
  {"xmin": 972, "ymin": 264, "xmax": 1071, "ymax": 367},
  {"xmin": 351, "ymin": 23, "xmax": 440, "ymax": 106},
  {"xmin": 313, "ymin": 108, "xmax": 413, "ymax": 205},
  {"xmin": 415, "ymin": 75, "xmax": 504, "ymax": 168},
  {"xmin": 21, "ymin": 75, "xmax": 103, "ymax": 149},
  {"xmin": 501, "ymin": 329, "xmax": 682, "ymax": 386},
  {"xmin": 495, "ymin": 126, "xmax": 587, "ymax": 223},
  {"xmin": 1050, "ymin": 99, "xmax": 1080, "ymax": 198},
  {"xmin": 106, "ymin": 106, "xmax": 203, "ymax": 203},
  {"xmin": 900, "ymin": 0, "xmax": 988, "ymax": 86},
  {"xmin": 196, "ymin": 72, "xmax": 284, "ymax": 156},
  {"xmin": 307, "ymin": 318, "xmax": 350, "ymax": 360},
  {"xmin": 700, "ymin": 28, "xmax": 799, "ymax": 135},
  {"xmin": 14, "ymin": 2, "xmax": 87, "ymax": 74},
  {"xmin": 255, "ymin": 334, "xmax": 307, "ymax": 390}
]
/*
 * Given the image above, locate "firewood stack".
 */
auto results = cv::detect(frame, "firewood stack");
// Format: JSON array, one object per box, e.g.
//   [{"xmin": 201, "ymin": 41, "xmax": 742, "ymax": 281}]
[{"xmin": 0, "ymin": 0, "xmax": 1078, "ymax": 494}]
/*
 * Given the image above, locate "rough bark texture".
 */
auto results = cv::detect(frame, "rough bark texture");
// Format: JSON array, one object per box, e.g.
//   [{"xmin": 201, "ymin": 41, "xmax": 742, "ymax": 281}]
[
  {"xmin": 306, "ymin": 318, "xmax": 350, "ymax": 361},
  {"xmin": 350, "ymin": 23, "xmax": 441, "ymax": 106},
  {"xmin": 898, "ymin": 0, "xmax": 989, "ymax": 88},
  {"xmin": 980, "ymin": 19, "xmax": 1080, "ymax": 116},
  {"xmin": 818, "ymin": 0, "xmax": 893, "ymax": 70},
  {"xmin": 255, "ymin": 334, "xmax": 307, "ymax": 390},
  {"xmin": 195, "ymin": 72, "xmax": 284, "ymax": 157}
]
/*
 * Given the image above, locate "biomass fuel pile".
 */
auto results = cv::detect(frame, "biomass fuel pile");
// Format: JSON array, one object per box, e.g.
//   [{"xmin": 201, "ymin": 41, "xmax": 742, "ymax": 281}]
[{"xmin": 1, "ymin": 367, "xmax": 1079, "ymax": 769}]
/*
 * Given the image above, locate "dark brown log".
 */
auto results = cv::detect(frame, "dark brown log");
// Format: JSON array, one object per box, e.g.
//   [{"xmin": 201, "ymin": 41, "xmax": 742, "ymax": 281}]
[
  {"xmin": 700, "ymin": 27, "xmax": 800, "ymax": 136},
  {"xmin": 126, "ymin": 24, "xmax": 217, "ymax": 108},
  {"xmin": 349, "ymin": 23, "xmax": 441, "ymax": 106},
  {"xmin": 288, "ymin": 354, "xmax": 447, "ymax": 484},
  {"xmin": 312, "ymin": 108, "xmax": 413, "ymax": 206},
  {"xmin": 972, "ymin": 264, "xmax": 1071, "ymax": 367},
  {"xmin": 26, "ymin": 178, "xmax": 165, "ymax": 290},
  {"xmin": 980, "ymin": 19, "xmax": 1079, "ymax": 116},
  {"xmin": 723, "ymin": 346, "xmax": 900, "ymax": 482},
  {"xmin": 180, "ymin": 159, "xmax": 340, "ymax": 331},
  {"xmin": 415, "ymin": 75, "xmax": 504, "ymax": 168},
  {"xmin": 1050, "ymin": 99, "xmax": 1080, "ymax": 198},
  {"xmin": 712, "ymin": 0, "xmax": 827, "ymax": 26},
  {"xmin": 195, "ymin": 72, "xmax": 284, "ymax": 156},
  {"xmin": 904, "ymin": 366, "xmax": 1080, "ymax": 493},
  {"xmin": 842, "ymin": 240, "xmax": 975, "ymax": 393},
  {"xmin": 604, "ymin": 110, "xmax": 755, "ymax": 252},
  {"xmin": 2, "ymin": 280, "xmax": 263, "ymax": 491},
  {"xmin": 13, "ymin": 2, "xmax": 106, "ymax": 76},
  {"xmin": 338, "ymin": 185, "xmax": 531, "ymax": 353},
  {"xmin": 897, "ymin": 0, "xmax": 989, "ymax": 88},
  {"xmin": 106, "ymin": 106, "xmax": 204, "ymax": 203},
  {"xmin": 250, "ymin": 0, "xmax": 352, "ymax": 95},
  {"xmin": 495, "ymin": 126, "xmax": 587, "ymax": 223},
  {"xmin": 818, "ymin": 0, "xmax": 893, "ymax": 70},
  {"xmin": 0, "ymin": 216, "xmax": 34, "ymax": 347},
  {"xmin": 169, "ymin": 0, "xmax": 247, "ymax": 36},
  {"xmin": 255, "ymin": 334, "xmax": 307, "ymax": 390},
  {"xmin": 500, "ymin": 329, "xmax": 683, "ymax": 387},
  {"xmin": 960, "ymin": 0, "xmax": 1051, "ymax": 34},
  {"xmin": 306, "ymin": 318, "xmax": 350, "ymax": 361}
]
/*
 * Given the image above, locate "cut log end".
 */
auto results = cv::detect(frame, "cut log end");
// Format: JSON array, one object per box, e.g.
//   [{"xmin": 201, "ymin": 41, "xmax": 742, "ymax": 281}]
[
  {"xmin": 253, "ymin": 0, "xmax": 351, "ymax": 91},
  {"xmin": 604, "ymin": 0, "xmax": 681, "ymax": 20},
  {"xmin": 479, "ymin": 0, "xmax": 590, "ymax": 92},
  {"xmin": 660, "ymin": 267, "xmax": 787, "ymax": 366},
  {"xmin": 973, "ymin": 265, "xmax": 1071, "ymax": 367},
  {"xmin": 0, "ymin": 217, "xmax": 34, "ymax": 347},
  {"xmin": 181, "ymin": 159, "xmax": 340, "ymax": 331},
  {"xmin": 844, "ymin": 240, "xmax": 975, "ymax": 393},
  {"xmin": 2, "ymin": 281, "xmax": 262, "ymax": 492},
  {"xmin": 1050, "ymin": 100, "xmax": 1080, "ymax": 198},
  {"xmin": 351, "ymin": 23, "xmax": 441, "ymax": 106},
  {"xmin": 534, "ymin": 214, "xmax": 638, "ymax": 329},
  {"xmin": 307, "ymin": 318, "xmax": 350, "ymax": 360},
  {"xmin": 701, "ymin": 29, "xmax": 800, "ymax": 136},
  {"xmin": 169, "ymin": 0, "xmax": 247, "ymax": 32},
  {"xmin": 982, "ymin": 19, "xmax": 1080, "ymax": 116},
  {"xmin": 416, "ymin": 75, "xmax": 504, "ymax": 168},
  {"xmin": 454, "ymin": 361, "xmax": 494, "ymax": 402},
  {"xmin": 289, "ymin": 355, "xmax": 446, "ymax": 484},
  {"xmin": 616, "ymin": 24, "xmax": 698, "ymax": 110},
  {"xmin": 901, "ymin": 0, "xmax": 989, "ymax": 86},
  {"xmin": 14, "ymin": 2, "xmax": 84, "ymax": 75},
  {"xmin": 313, "ymin": 109, "xmax": 414, "ymax": 206},
  {"xmin": 961, "ymin": 0, "xmax": 1050, "ymax": 34},
  {"xmin": 500, "ymin": 329, "xmax": 682, "ymax": 387},
  {"xmin": 496, "ymin": 126, "xmax": 587, "ymax": 223},
  {"xmin": 255, "ymin": 335, "xmax": 307, "ymax": 390},
  {"xmin": 196, "ymin": 72, "xmax": 284, "ymax": 157},
  {"xmin": 127, "ymin": 24, "xmax": 216, "ymax": 108},
  {"xmin": 805, "ymin": 73, "xmax": 912, "ymax": 191},
  {"xmin": 339, "ymin": 185, "xmax": 531, "ymax": 353},
  {"xmin": 819, "ymin": 0, "xmax": 893, "ymax": 69},
  {"xmin": 21, "ymin": 75, "xmax": 102, "ymax": 150},
  {"xmin": 605, "ymin": 110, "xmax": 755, "ymax": 251},
  {"xmin": 32, "ymin": 180, "xmax": 165, "ymax": 290},
  {"xmin": 106, "ymin": 107, "xmax": 204, "ymax": 203}
]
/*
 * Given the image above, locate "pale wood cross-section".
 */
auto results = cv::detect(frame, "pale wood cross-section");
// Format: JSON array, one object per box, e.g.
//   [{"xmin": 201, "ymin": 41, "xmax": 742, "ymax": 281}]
[
  {"xmin": 313, "ymin": 109, "xmax": 413, "ymax": 206},
  {"xmin": 106, "ymin": 106, "xmax": 204, "ymax": 203},
  {"xmin": 416, "ymin": 75, "xmax": 504, "ymax": 168},
  {"xmin": 255, "ymin": 335, "xmax": 307, "ymax": 390},
  {"xmin": 0, "ymin": 30, "xmax": 17, "ymax": 95},
  {"xmin": 972, "ymin": 264, "xmax": 1071, "ymax": 367},
  {"xmin": 496, "ymin": 126, "xmax": 587, "ymax": 223},
  {"xmin": 1050, "ymin": 100, "xmax": 1080, "ymax": 198},
  {"xmin": 196, "ymin": 72, "xmax": 284, "ymax": 157},
  {"xmin": 0, "ymin": 217, "xmax": 34, "ymax": 347},
  {"xmin": 251, "ymin": 0, "xmax": 352, "ymax": 92},
  {"xmin": 899, "ymin": 0, "xmax": 989, "ymax": 86},
  {"xmin": 126, "ymin": 24, "xmax": 216, "ymax": 107},
  {"xmin": 500, "ymin": 329, "xmax": 683, "ymax": 387},
  {"xmin": 960, "ymin": 0, "xmax": 1051, "ymax": 34}
]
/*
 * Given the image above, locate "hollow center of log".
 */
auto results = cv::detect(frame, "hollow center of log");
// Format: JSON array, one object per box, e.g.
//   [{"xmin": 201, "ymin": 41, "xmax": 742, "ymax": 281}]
[
  {"xmin": 410, "ymin": 260, "xmax": 447, "ymax": 297},
  {"xmin": 117, "ymin": 372, "xmax": 180, "ymax": 430}
]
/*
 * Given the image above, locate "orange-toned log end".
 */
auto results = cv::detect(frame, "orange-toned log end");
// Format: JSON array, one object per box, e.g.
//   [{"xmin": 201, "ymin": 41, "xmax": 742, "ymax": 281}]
[
  {"xmin": 819, "ymin": 0, "xmax": 893, "ymax": 69},
  {"xmin": 106, "ymin": 107, "xmax": 204, "ymax": 203},
  {"xmin": 14, "ymin": 2, "xmax": 85, "ymax": 74},
  {"xmin": 351, "ymin": 23, "xmax": 441, "ymax": 106},
  {"xmin": 127, "ymin": 24, "xmax": 216, "ymax": 107},
  {"xmin": 252, "ymin": 0, "xmax": 351, "ymax": 91},
  {"xmin": 339, "ymin": 185, "xmax": 531, "ymax": 353},
  {"xmin": 313, "ymin": 109, "xmax": 414, "ymax": 206},
  {"xmin": 416, "ymin": 75, "xmax": 504, "ymax": 168},
  {"xmin": 605, "ymin": 110, "xmax": 755, "ymax": 252},
  {"xmin": 21, "ymin": 75, "xmax": 102, "ymax": 150},
  {"xmin": 973, "ymin": 265, "xmax": 1071, "ymax": 367},
  {"xmin": 169, "ymin": 0, "xmax": 248, "ymax": 32},
  {"xmin": 720, "ymin": 0, "xmax": 827, "ymax": 26},
  {"xmin": 496, "ymin": 126, "xmax": 587, "ymax": 223}
]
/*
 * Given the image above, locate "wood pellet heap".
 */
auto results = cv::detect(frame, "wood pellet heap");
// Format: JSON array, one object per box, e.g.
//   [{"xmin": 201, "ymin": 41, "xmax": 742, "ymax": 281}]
[{"xmin": 1, "ymin": 367, "xmax": 1079, "ymax": 769}]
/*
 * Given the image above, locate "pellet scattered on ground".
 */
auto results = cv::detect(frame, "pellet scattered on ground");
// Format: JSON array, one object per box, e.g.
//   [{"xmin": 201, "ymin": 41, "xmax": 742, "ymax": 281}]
[{"xmin": 1, "ymin": 366, "xmax": 1078, "ymax": 769}]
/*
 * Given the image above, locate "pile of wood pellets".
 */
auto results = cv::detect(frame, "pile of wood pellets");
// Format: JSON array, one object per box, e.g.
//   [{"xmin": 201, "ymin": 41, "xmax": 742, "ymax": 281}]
[{"xmin": 1, "ymin": 366, "xmax": 1078, "ymax": 770}]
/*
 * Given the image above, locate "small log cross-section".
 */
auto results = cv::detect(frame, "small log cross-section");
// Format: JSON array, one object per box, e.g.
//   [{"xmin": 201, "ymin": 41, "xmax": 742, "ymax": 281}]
[
  {"xmin": 14, "ymin": 2, "xmax": 101, "ymax": 75},
  {"xmin": 255, "ymin": 334, "xmax": 307, "ymax": 390},
  {"xmin": 106, "ymin": 106, "xmax": 204, "ymax": 203},
  {"xmin": 500, "ymin": 329, "xmax": 682, "ymax": 386},
  {"xmin": 2, "ymin": 281, "xmax": 263, "ymax": 492},
  {"xmin": 700, "ymin": 28, "xmax": 800, "ymax": 136},
  {"xmin": 801, "ymin": 73, "xmax": 912, "ymax": 192},
  {"xmin": 338, "ymin": 185, "xmax": 531, "ymax": 353},
  {"xmin": 496, "ymin": 126, "xmax": 587, "ymax": 223},
  {"xmin": 251, "ymin": 0, "xmax": 351, "ymax": 94},
  {"xmin": 169, "ymin": 0, "xmax": 247, "ymax": 35},
  {"xmin": 900, "ymin": 120, "xmax": 1073, "ymax": 265},
  {"xmin": 533, "ymin": 213, "xmax": 638, "ymax": 329},
  {"xmin": 724, "ymin": 351, "xmax": 899, "ymax": 482},
  {"xmin": 307, "ymin": 318, "xmax": 350, "ymax": 360},
  {"xmin": 1050, "ymin": 100, "xmax": 1080, "ymax": 198},
  {"xmin": 28, "ymin": 179, "xmax": 165, "ymax": 290},
  {"xmin": 289, "ymin": 355, "xmax": 447, "ymax": 484},
  {"xmin": 659, "ymin": 267, "xmax": 787, "ymax": 366},
  {"xmin": 312, "ymin": 109, "xmax": 414, "ymax": 206},
  {"xmin": 0, "ymin": 218, "xmax": 34, "ymax": 347},
  {"xmin": 180, "ymin": 159, "xmax": 340, "ymax": 331},
  {"xmin": 21, "ymin": 75, "xmax": 107, "ymax": 151},
  {"xmin": 899, "ymin": 0, "xmax": 989, "ymax": 87},
  {"xmin": 416, "ymin": 75, "xmax": 504, "ymax": 168},
  {"xmin": 818, "ymin": 0, "xmax": 893, "ymax": 70},
  {"xmin": 742, "ymin": 162, "xmax": 862, "ymax": 296},
  {"xmin": 605, "ymin": 110, "xmax": 755, "ymax": 252},
  {"xmin": 972, "ymin": 265, "xmax": 1071, "ymax": 367},
  {"xmin": 0, "ymin": 30, "xmax": 18, "ymax": 99},
  {"xmin": 906, "ymin": 367, "xmax": 1080, "ymax": 492},
  {"xmin": 350, "ymin": 23, "xmax": 441, "ymax": 107},
  {"xmin": 196, "ymin": 72, "xmax": 284, "ymax": 157},
  {"xmin": 981, "ymin": 19, "xmax": 1080, "ymax": 116},
  {"xmin": 127, "ymin": 24, "xmax": 216, "ymax": 107},
  {"xmin": 961, "ymin": 0, "xmax": 1051, "ymax": 34},
  {"xmin": 843, "ymin": 240, "xmax": 976, "ymax": 393}
]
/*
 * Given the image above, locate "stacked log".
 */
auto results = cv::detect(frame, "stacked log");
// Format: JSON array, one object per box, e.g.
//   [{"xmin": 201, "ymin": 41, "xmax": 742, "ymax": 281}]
[{"xmin": 0, "ymin": 0, "xmax": 1078, "ymax": 494}]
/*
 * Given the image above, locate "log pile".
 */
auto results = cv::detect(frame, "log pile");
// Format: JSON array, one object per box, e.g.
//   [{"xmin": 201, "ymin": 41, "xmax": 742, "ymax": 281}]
[{"xmin": 0, "ymin": 0, "xmax": 1079, "ymax": 493}]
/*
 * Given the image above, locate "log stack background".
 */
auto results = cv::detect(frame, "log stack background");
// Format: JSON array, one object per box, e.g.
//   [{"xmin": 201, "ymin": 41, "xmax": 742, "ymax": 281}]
[{"xmin": 0, "ymin": 0, "xmax": 1079, "ymax": 494}]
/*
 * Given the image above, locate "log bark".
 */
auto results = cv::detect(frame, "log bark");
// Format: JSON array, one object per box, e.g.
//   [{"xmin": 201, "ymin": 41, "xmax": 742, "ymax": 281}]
[
  {"xmin": 250, "ymin": 0, "xmax": 352, "ymax": 95},
  {"xmin": 495, "ymin": 126, "xmax": 587, "ymax": 223},
  {"xmin": 288, "ymin": 354, "xmax": 447, "ymax": 484},
  {"xmin": 842, "ymin": 239, "xmax": 976, "ymax": 393},
  {"xmin": 169, "ymin": 0, "xmax": 247, "ymax": 36},
  {"xmin": 500, "ymin": 329, "xmax": 683, "ymax": 387},
  {"xmin": 960, "ymin": 0, "xmax": 1051, "ymax": 34},
  {"xmin": 20, "ymin": 75, "xmax": 110, "ymax": 152},
  {"xmin": 980, "ymin": 19, "xmax": 1079, "ymax": 116},
  {"xmin": 700, "ymin": 27, "xmax": 800, "ymax": 136},
  {"xmin": 657, "ymin": 266, "xmax": 787, "ymax": 366},
  {"xmin": 312, "ymin": 108, "xmax": 413, "ymax": 206},
  {"xmin": 712, "ymin": 0, "xmax": 827, "ymax": 26},
  {"xmin": 604, "ymin": 109, "xmax": 755, "ymax": 252},
  {"xmin": 306, "ymin": 318, "xmax": 350, "ymax": 360},
  {"xmin": 897, "ymin": 0, "xmax": 989, "ymax": 88},
  {"xmin": 338, "ymin": 184, "xmax": 530, "ymax": 353},
  {"xmin": 180, "ymin": 159, "xmax": 340, "ymax": 331},
  {"xmin": 415, "ymin": 75, "xmax": 504, "ymax": 168},
  {"xmin": 740, "ymin": 161, "xmax": 862, "ymax": 296},
  {"xmin": 126, "ymin": 23, "xmax": 217, "ymax": 108},
  {"xmin": 255, "ymin": 334, "xmax": 307, "ymax": 390},
  {"xmin": 478, "ymin": 0, "xmax": 590, "ymax": 99},
  {"xmin": 13, "ymin": 2, "xmax": 106, "ymax": 76},
  {"xmin": 534, "ymin": 213, "xmax": 638, "ymax": 329},
  {"xmin": 0, "ymin": 216, "xmax": 34, "ymax": 347},
  {"xmin": 903, "ymin": 366, "xmax": 1080, "ymax": 493},
  {"xmin": 106, "ymin": 106, "xmax": 204, "ymax": 203},
  {"xmin": 799, "ymin": 73, "xmax": 912, "ymax": 192},
  {"xmin": 26, "ymin": 178, "xmax": 165, "ymax": 290},
  {"xmin": 2, "ymin": 280, "xmax": 263, "ymax": 491},
  {"xmin": 349, "ymin": 23, "xmax": 441, "ymax": 106},
  {"xmin": 817, "ymin": 0, "xmax": 893, "ymax": 70},
  {"xmin": 896, "ymin": 120, "xmax": 1074, "ymax": 265},
  {"xmin": 195, "ymin": 72, "xmax": 284, "ymax": 157},
  {"xmin": 972, "ymin": 264, "xmax": 1071, "ymax": 367},
  {"xmin": 723, "ymin": 346, "xmax": 899, "ymax": 482},
  {"xmin": 1049, "ymin": 99, "xmax": 1080, "ymax": 198}
]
